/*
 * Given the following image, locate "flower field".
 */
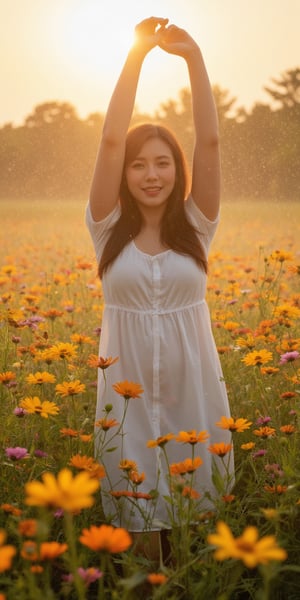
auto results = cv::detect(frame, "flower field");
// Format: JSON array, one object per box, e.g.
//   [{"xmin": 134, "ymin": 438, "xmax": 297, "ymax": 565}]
[{"xmin": 0, "ymin": 198, "xmax": 299, "ymax": 599}]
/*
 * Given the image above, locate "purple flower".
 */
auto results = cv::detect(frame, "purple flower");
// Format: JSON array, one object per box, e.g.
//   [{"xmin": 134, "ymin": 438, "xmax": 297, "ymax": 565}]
[
  {"xmin": 78, "ymin": 567, "xmax": 103, "ymax": 585},
  {"xmin": 14, "ymin": 407, "xmax": 26, "ymax": 417},
  {"xmin": 252, "ymin": 449, "xmax": 267, "ymax": 459},
  {"xmin": 5, "ymin": 446, "xmax": 29, "ymax": 460},
  {"xmin": 256, "ymin": 416, "xmax": 271, "ymax": 425},
  {"xmin": 34, "ymin": 449, "xmax": 48, "ymax": 458},
  {"xmin": 279, "ymin": 351, "xmax": 300, "ymax": 365}
]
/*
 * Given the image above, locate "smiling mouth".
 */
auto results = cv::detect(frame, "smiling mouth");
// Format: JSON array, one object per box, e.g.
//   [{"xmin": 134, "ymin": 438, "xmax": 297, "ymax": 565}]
[{"xmin": 142, "ymin": 187, "xmax": 162, "ymax": 193}]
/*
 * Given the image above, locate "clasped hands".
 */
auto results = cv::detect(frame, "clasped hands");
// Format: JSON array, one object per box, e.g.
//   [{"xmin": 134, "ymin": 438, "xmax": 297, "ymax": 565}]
[{"xmin": 134, "ymin": 16, "xmax": 198, "ymax": 59}]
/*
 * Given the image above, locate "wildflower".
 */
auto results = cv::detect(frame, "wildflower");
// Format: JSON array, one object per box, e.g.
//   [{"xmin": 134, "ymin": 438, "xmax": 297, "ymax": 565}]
[
  {"xmin": 264, "ymin": 485, "xmax": 288, "ymax": 494},
  {"xmin": 39, "ymin": 542, "xmax": 68, "ymax": 560},
  {"xmin": 216, "ymin": 416, "xmax": 252, "ymax": 433},
  {"xmin": 18, "ymin": 519, "xmax": 38, "ymax": 537},
  {"xmin": 14, "ymin": 407, "xmax": 27, "ymax": 417},
  {"xmin": 256, "ymin": 416, "xmax": 272, "ymax": 425},
  {"xmin": 88, "ymin": 354, "xmax": 119, "ymax": 369},
  {"xmin": 77, "ymin": 567, "xmax": 102, "ymax": 585},
  {"xmin": 147, "ymin": 433, "xmax": 175, "ymax": 447},
  {"xmin": 182, "ymin": 486, "xmax": 201, "ymax": 499},
  {"xmin": 280, "ymin": 391, "xmax": 296, "ymax": 399},
  {"xmin": 252, "ymin": 449, "xmax": 267, "ymax": 459},
  {"xmin": 95, "ymin": 418, "xmax": 119, "ymax": 430},
  {"xmin": 253, "ymin": 426, "xmax": 276, "ymax": 438},
  {"xmin": 129, "ymin": 470, "xmax": 145, "ymax": 485},
  {"xmin": 207, "ymin": 521, "xmax": 287, "ymax": 568},
  {"xmin": 236, "ymin": 334, "xmax": 256, "ymax": 349},
  {"xmin": 26, "ymin": 371, "xmax": 56, "ymax": 385},
  {"xmin": 34, "ymin": 449, "xmax": 48, "ymax": 458},
  {"xmin": 21, "ymin": 541, "xmax": 39, "ymax": 561},
  {"xmin": 175, "ymin": 430, "xmax": 209, "ymax": 444},
  {"xmin": 25, "ymin": 468, "xmax": 100, "ymax": 512},
  {"xmin": 279, "ymin": 351, "xmax": 299, "ymax": 364},
  {"xmin": 0, "ymin": 371, "xmax": 16, "ymax": 385},
  {"xmin": 169, "ymin": 457, "xmax": 203, "ymax": 476},
  {"xmin": 242, "ymin": 349, "xmax": 273, "ymax": 366},
  {"xmin": 208, "ymin": 443, "xmax": 233, "ymax": 457},
  {"xmin": 55, "ymin": 380, "xmax": 86, "ymax": 397},
  {"xmin": 279, "ymin": 424, "xmax": 296, "ymax": 435},
  {"xmin": 0, "ymin": 531, "xmax": 16, "ymax": 572},
  {"xmin": 147, "ymin": 573, "xmax": 168, "ymax": 585},
  {"xmin": 119, "ymin": 459, "xmax": 137, "ymax": 472},
  {"xmin": 241, "ymin": 442, "xmax": 255, "ymax": 451},
  {"xmin": 260, "ymin": 366, "xmax": 280, "ymax": 375},
  {"xmin": 79, "ymin": 433, "xmax": 93, "ymax": 442},
  {"xmin": 69, "ymin": 454, "xmax": 106, "ymax": 479},
  {"xmin": 20, "ymin": 396, "xmax": 59, "ymax": 418},
  {"xmin": 0, "ymin": 504, "xmax": 22, "ymax": 517},
  {"xmin": 222, "ymin": 495, "xmax": 236, "ymax": 503},
  {"xmin": 5, "ymin": 447, "xmax": 29, "ymax": 460},
  {"xmin": 49, "ymin": 342, "xmax": 78, "ymax": 360},
  {"xmin": 269, "ymin": 249, "xmax": 294, "ymax": 262},
  {"xmin": 70, "ymin": 333, "xmax": 95, "ymax": 345},
  {"xmin": 264, "ymin": 463, "xmax": 284, "ymax": 478},
  {"xmin": 274, "ymin": 304, "xmax": 300, "ymax": 320},
  {"xmin": 112, "ymin": 380, "xmax": 144, "ymax": 400},
  {"xmin": 79, "ymin": 524, "xmax": 132, "ymax": 553},
  {"xmin": 60, "ymin": 427, "xmax": 79, "ymax": 437},
  {"xmin": 260, "ymin": 508, "xmax": 279, "ymax": 520}
]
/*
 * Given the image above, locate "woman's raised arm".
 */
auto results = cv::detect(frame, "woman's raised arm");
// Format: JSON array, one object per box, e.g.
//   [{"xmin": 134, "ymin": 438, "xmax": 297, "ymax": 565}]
[
  {"xmin": 89, "ymin": 17, "xmax": 168, "ymax": 222},
  {"xmin": 159, "ymin": 26, "xmax": 220, "ymax": 220}
]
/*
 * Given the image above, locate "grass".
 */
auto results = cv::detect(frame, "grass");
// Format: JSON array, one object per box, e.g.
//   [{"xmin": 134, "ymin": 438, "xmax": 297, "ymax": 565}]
[{"xmin": 0, "ymin": 197, "xmax": 299, "ymax": 599}]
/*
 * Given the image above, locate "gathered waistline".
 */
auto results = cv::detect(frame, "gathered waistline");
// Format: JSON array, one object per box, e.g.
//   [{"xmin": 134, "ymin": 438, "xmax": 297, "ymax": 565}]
[{"xmin": 104, "ymin": 300, "xmax": 205, "ymax": 315}]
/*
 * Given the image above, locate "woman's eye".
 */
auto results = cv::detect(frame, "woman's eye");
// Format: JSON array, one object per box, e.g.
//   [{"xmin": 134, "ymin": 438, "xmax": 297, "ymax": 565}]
[{"xmin": 132, "ymin": 162, "xmax": 144, "ymax": 169}]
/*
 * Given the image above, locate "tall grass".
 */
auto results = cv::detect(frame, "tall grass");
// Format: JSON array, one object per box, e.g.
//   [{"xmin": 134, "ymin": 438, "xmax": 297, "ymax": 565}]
[{"xmin": 0, "ymin": 198, "xmax": 299, "ymax": 599}]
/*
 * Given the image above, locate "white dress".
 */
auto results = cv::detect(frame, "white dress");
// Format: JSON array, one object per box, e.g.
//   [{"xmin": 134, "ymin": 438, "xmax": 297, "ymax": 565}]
[{"xmin": 86, "ymin": 196, "xmax": 233, "ymax": 531}]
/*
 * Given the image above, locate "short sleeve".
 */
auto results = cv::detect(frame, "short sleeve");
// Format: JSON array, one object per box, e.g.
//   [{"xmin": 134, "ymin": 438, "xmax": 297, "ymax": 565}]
[
  {"xmin": 184, "ymin": 195, "xmax": 219, "ymax": 256},
  {"xmin": 85, "ymin": 202, "xmax": 121, "ymax": 263}
]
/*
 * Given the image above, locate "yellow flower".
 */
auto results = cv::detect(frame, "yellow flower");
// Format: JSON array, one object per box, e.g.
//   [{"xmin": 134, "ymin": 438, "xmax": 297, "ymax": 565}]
[
  {"xmin": 0, "ymin": 531, "xmax": 16, "ymax": 572},
  {"xmin": 269, "ymin": 249, "xmax": 294, "ymax": 263},
  {"xmin": 175, "ymin": 430, "xmax": 209, "ymax": 444},
  {"xmin": 79, "ymin": 524, "xmax": 132, "ymax": 553},
  {"xmin": 242, "ymin": 349, "xmax": 273, "ymax": 366},
  {"xmin": 20, "ymin": 396, "xmax": 59, "ymax": 418},
  {"xmin": 236, "ymin": 334, "xmax": 256, "ymax": 349},
  {"xmin": 260, "ymin": 508, "xmax": 279, "ymax": 520},
  {"xmin": 119, "ymin": 459, "xmax": 137, "ymax": 472},
  {"xmin": 112, "ymin": 380, "xmax": 144, "ymax": 400},
  {"xmin": 274, "ymin": 303, "xmax": 300, "ymax": 320},
  {"xmin": 241, "ymin": 442, "xmax": 256, "ymax": 451},
  {"xmin": 216, "ymin": 416, "xmax": 252, "ymax": 433},
  {"xmin": 208, "ymin": 442, "xmax": 233, "ymax": 457},
  {"xmin": 207, "ymin": 521, "xmax": 287, "ymax": 568},
  {"xmin": 70, "ymin": 334, "xmax": 95, "ymax": 345},
  {"xmin": 55, "ymin": 380, "xmax": 86, "ymax": 397},
  {"xmin": 49, "ymin": 342, "xmax": 78, "ymax": 361},
  {"xmin": 26, "ymin": 371, "xmax": 56, "ymax": 385},
  {"xmin": 25, "ymin": 468, "xmax": 100, "ymax": 512}
]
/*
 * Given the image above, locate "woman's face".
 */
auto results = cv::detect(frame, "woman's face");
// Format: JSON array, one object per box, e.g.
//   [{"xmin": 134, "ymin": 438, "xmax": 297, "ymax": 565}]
[{"xmin": 125, "ymin": 137, "xmax": 176, "ymax": 214}]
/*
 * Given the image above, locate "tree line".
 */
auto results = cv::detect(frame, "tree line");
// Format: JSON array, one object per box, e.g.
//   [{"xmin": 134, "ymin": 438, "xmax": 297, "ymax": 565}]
[{"xmin": 0, "ymin": 67, "xmax": 299, "ymax": 201}]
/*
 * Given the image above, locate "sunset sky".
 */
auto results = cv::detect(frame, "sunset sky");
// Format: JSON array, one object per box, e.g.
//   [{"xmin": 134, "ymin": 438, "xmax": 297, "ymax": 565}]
[{"xmin": 1, "ymin": 0, "xmax": 299, "ymax": 126}]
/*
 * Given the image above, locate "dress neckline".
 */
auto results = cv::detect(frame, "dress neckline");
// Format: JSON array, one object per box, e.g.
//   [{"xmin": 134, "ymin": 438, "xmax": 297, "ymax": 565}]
[{"xmin": 131, "ymin": 240, "xmax": 172, "ymax": 258}]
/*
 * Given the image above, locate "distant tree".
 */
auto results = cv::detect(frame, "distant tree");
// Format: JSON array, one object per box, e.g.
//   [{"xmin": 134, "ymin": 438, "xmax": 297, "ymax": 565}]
[{"xmin": 264, "ymin": 67, "xmax": 300, "ymax": 108}]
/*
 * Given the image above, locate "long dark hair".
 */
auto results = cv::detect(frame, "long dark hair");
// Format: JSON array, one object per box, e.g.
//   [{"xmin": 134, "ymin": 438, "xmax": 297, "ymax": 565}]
[{"xmin": 98, "ymin": 124, "xmax": 208, "ymax": 277}]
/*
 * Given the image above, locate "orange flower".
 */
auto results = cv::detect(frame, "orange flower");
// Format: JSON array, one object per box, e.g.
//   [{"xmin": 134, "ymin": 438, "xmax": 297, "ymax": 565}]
[
  {"xmin": 129, "ymin": 470, "xmax": 145, "ymax": 485},
  {"xmin": 279, "ymin": 424, "xmax": 296, "ymax": 435},
  {"xmin": 18, "ymin": 519, "xmax": 38, "ymax": 537},
  {"xmin": 0, "ymin": 504, "xmax": 22, "ymax": 517},
  {"xmin": 88, "ymin": 354, "xmax": 119, "ymax": 369},
  {"xmin": 175, "ymin": 430, "xmax": 209, "ymax": 444},
  {"xmin": 222, "ymin": 494, "xmax": 236, "ymax": 503},
  {"xmin": 26, "ymin": 371, "xmax": 56, "ymax": 385},
  {"xmin": 39, "ymin": 542, "xmax": 68, "ymax": 561},
  {"xmin": 264, "ymin": 485, "xmax": 288, "ymax": 494},
  {"xmin": 0, "ymin": 371, "xmax": 16, "ymax": 384},
  {"xmin": 215, "ymin": 416, "xmax": 252, "ymax": 433},
  {"xmin": 112, "ymin": 380, "xmax": 144, "ymax": 400},
  {"xmin": 242, "ymin": 350, "xmax": 273, "ymax": 366},
  {"xmin": 241, "ymin": 442, "xmax": 256, "ymax": 451},
  {"xmin": 253, "ymin": 427, "xmax": 276, "ymax": 438},
  {"xmin": 147, "ymin": 433, "xmax": 175, "ymax": 447},
  {"xmin": 69, "ymin": 454, "xmax": 106, "ymax": 479},
  {"xmin": 60, "ymin": 427, "xmax": 79, "ymax": 437},
  {"xmin": 79, "ymin": 524, "xmax": 132, "ymax": 553},
  {"xmin": 95, "ymin": 418, "xmax": 119, "ymax": 430},
  {"xmin": 21, "ymin": 540, "xmax": 39, "ymax": 562},
  {"xmin": 182, "ymin": 486, "xmax": 201, "ymax": 499},
  {"xmin": 208, "ymin": 443, "xmax": 233, "ymax": 457},
  {"xmin": 0, "ymin": 531, "xmax": 16, "ymax": 572},
  {"xmin": 169, "ymin": 457, "xmax": 203, "ymax": 476},
  {"xmin": 147, "ymin": 573, "xmax": 168, "ymax": 585}
]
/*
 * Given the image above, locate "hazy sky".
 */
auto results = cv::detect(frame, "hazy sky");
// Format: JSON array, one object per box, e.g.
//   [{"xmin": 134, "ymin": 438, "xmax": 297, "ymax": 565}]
[{"xmin": 1, "ymin": 0, "xmax": 299, "ymax": 126}]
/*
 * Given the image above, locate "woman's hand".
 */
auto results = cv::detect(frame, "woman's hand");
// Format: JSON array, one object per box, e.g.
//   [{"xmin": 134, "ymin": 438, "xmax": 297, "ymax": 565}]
[
  {"xmin": 158, "ymin": 24, "xmax": 199, "ymax": 60},
  {"xmin": 133, "ymin": 16, "xmax": 169, "ymax": 55}
]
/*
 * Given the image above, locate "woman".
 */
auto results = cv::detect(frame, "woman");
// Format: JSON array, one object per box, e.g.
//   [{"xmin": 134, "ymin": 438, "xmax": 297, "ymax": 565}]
[{"xmin": 86, "ymin": 17, "xmax": 234, "ymax": 545}]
